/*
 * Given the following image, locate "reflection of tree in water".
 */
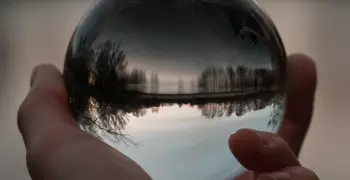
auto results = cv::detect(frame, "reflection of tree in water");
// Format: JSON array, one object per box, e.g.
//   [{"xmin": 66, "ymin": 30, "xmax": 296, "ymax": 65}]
[
  {"xmin": 79, "ymin": 97, "xmax": 137, "ymax": 145},
  {"xmin": 268, "ymin": 95, "xmax": 285, "ymax": 130},
  {"xmin": 64, "ymin": 36, "xmax": 143, "ymax": 145},
  {"xmin": 197, "ymin": 93, "xmax": 277, "ymax": 119},
  {"xmin": 64, "ymin": 37, "xmax": 284, "ymax": 146}
]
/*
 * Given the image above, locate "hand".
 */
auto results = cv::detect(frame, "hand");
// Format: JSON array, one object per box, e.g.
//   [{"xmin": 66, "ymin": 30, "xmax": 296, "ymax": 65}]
[
  {"xmin": 17, "ymin": 54, "xmax": 318, "ymax": 180},
  {"xmin": 18, "ymin": 65, "xmax": 152, "ymax": 179},
  {"xmin": 231, "ymin": 54, "xmax": 319, "ymax": 179}
]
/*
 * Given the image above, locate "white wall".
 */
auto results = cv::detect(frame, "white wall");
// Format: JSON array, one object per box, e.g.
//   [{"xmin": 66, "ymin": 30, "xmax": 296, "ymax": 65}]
[
  {"xmin": 260, "ymin": 1, "xmax": 350, "ymax": 179},
  {"xmin": 1, "ymin": 1, "xmax": 349, "ymax": 179},
  {"xmin": 0, "ymin": 2, "xmax": 94, "ymax": 179}
]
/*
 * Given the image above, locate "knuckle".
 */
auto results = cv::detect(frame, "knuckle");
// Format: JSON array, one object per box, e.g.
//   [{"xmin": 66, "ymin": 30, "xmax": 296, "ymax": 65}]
[
  {"xmin": 17, "ymin": 94, "xmax": 31, "ymax": 134},
  {"xmin": 301, "ymin": 167, "xmax": 319, "ymax": 180},
  {"xmin": 26, "ymin": 148, "xmax": 41, "ymax": 170},
  {"xmin": 290, "ymin": 166, "xmax": 319, "ymax": 180},
  {"xmin": 17, "ymin": 86, "xmax": 57, "ymax": 133},
  {"xmin": 25, "ymin": 132, "xmax": 56, "ymax": 168},
  {"xmin": 25, "ymin": 144, "xmax": 50, "ymax": 176}
]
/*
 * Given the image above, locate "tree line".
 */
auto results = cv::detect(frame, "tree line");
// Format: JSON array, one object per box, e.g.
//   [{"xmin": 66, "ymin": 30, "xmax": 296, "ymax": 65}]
[
  {"xmin": 63, "ymin": 37, "xmax": 283, "ymax": 145},
  {"xmin": 197, "ymin": 65, "xmax": 275, "ymax": 93}
]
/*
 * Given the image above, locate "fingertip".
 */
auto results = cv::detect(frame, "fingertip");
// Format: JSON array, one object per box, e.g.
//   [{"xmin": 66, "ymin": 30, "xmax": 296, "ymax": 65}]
[
  {"xmin": 31, "ymin": 64, "xmax": 63, "ymax": 88},
  {"xmin": 287, "ymin": 53, "xmax": 314, "ymax": 63},
  {"xmin": 229, "ymin": 129, "xmax": 267, "ymax": 172},
  {"xmin": 29, "ymin": 64, "xmax": 68, "ymax": 104},
  {"xmin": 229, "ymin": 129, "xmax": 299, "ymax": 172},
  {"xmin": 229, "ymin": 129, "xmax": 262, "ymax": 143},
  {"xmin": 287, "ymin": 54, "xmax": 317, "ymax": 95},
  {"xmin": 229, "ymin": 129, "xmax": 264, "ymax": 159}
]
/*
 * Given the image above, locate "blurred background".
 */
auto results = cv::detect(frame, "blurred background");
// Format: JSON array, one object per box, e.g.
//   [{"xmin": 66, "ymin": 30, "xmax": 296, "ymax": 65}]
[{"xmin": 0, "ymin": 0, "xmax": 349, "ymax": 179}]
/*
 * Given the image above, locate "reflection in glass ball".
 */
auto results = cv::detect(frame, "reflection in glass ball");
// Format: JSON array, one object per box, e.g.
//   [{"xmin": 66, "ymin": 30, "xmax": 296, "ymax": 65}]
[{"xmin": 63, "ymin": 0, "xmax": 286, "ymax": 179}]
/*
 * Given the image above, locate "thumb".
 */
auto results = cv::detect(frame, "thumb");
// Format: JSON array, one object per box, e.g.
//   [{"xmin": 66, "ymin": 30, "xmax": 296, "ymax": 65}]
[
  {"xmin": 18, "ymin": 64, "xmax": 76, "ymax": 149},
  {"xmin": 258, "ymin": 166, "xmax": 319, "ymax": 180},
  {"xmin": 229, "ymin": 129, "xmax": 300, "ymax": 173}
]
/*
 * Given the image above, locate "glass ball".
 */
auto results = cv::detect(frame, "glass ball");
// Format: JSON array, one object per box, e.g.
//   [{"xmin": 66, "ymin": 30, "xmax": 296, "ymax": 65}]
[{"xmin": 63, "ymin": 0, "xmax": 286, "ymax": 179}]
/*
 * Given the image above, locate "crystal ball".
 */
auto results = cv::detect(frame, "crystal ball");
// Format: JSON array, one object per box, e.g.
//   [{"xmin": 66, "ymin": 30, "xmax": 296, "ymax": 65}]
[{"xmin": 63, "ymin": 0, "xmax": 286, "ymax": 179}]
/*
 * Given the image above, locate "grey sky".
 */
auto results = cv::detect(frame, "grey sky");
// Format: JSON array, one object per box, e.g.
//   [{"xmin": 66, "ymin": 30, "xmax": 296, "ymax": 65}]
[
  {"xmin": 71, "ymin": 0, "xmax": 273, "ymax": 93},
  {"xmin": 101, "ymin": 1, "xmax": 270, "ymax": 68},
  {"xmin": 75, "ymin": 1, "xmax": 271, "ymax": 82},
  {"xmin": 101, "ymin": 105, "xmax": 279, "ymax": 180}
]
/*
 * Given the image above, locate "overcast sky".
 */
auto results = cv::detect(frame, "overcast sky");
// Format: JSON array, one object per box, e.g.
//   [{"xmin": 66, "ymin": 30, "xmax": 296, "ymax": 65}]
[
  {"xmin": 108, "ymin": 105, "xmax": 278, "ymax": 180},
  {"xmin": 75, "ymin": 0, "xmax": 272, "ymax": 89}
]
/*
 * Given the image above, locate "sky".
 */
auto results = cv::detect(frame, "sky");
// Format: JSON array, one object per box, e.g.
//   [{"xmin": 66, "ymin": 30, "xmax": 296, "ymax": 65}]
[
  {"xmin": 70, "ymin": 3, "xmax": 281, "ymax": 178},
  {"xmin": 96, "ymin": 104, "xmax": 280, "ymax": 180},
  {"xmin": 72, "ymin": 0, "xmax": 273, "ymax": 93}
]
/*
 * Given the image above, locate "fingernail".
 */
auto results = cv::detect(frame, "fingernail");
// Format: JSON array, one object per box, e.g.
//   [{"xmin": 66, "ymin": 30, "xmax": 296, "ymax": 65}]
[
  {"xmin": 30, "ymin": 66, "xmax": 39, "ymax": 87},
  {"xmin": 251, "ymin": 130, "xmax": 269, "ymax": 147},
  {"xmin": 258, "ymin": 172, "xmax": 290, "ymax": 180}
]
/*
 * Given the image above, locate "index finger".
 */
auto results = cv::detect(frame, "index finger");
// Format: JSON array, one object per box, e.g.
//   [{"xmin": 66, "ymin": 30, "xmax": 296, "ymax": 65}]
[{"xmin": 278, "ymin": 54, "xmax": 317, "ymax": 156}]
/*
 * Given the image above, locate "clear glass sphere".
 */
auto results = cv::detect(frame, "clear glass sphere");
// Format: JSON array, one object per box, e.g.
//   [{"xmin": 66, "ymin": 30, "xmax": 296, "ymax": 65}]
[{"xmin": 63, "ymin": 0, "xmax": 287, "ymax": 179}]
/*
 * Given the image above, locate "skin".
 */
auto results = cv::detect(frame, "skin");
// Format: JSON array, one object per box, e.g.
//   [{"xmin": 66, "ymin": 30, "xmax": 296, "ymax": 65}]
[{"xmin": 18, "ymin": 53, "xmax": 319, "ymax": 180}]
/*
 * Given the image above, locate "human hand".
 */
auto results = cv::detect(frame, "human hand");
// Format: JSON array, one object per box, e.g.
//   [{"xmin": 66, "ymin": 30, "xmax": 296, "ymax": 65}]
[
  {"xmin": 18, "ymin": 64, "xmax": 152, "ymax": 180},
  {"xmin": 17, "ymin": 54, "xmax": 318, "ymax": 180},
  {"xmin": 231, "ymin": 54, "xmax": 319, "ymax": 179}
]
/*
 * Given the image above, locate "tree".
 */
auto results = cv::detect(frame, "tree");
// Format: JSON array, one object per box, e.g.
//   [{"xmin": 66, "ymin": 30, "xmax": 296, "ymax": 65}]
[
  {"xmin": 226, "ymin": 66, "xmax": 236, "ymax": 91},
  {"xmin": 190, "ymin": 80, "xmax": 196, "ymax": 93},
  {"xmin": 92, "ymin": 41, "xmax": 128, "ymax": 94},
  {"xmin": 236, "ymin": 65, "xmax": 248, "ymax": 90},
  {"xmin": 129, "ymin": 68, "xmax": 147, "ymax": 92},
  {"xmin": 150, "ymin": 73, "xmax": 159, "ymax": 93},
  {"xmin": 178, "ymin": 78, "xmax": 184, "ymax": 94}
]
